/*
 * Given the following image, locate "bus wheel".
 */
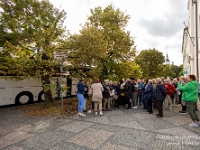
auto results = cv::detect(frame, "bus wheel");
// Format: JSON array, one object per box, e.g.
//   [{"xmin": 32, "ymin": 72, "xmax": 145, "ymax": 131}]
[
  {"xmin": 16, "ymin": 92, "xmax": 32, "ymax": 105},
  {"xmin": 38, "ymin": 91, "xmax": 45, "ymax": 101}
]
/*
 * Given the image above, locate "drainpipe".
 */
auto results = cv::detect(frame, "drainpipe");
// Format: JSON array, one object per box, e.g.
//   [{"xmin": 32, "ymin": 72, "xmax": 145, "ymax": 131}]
[{"xmin": 192, "ymin": 0, "xmax": 199, "ymax": 78}]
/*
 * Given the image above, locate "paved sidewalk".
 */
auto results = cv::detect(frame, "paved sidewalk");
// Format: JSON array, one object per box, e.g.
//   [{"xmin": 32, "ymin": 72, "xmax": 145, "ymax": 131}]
[{"xmin": 0, "ymin": 104, "xmax": 200, "ymax": 150}]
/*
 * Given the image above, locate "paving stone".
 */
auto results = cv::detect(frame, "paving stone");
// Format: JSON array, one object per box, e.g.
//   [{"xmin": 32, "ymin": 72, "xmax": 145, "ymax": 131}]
[
  {"xmin": 156, "ymin": 127, "xmax": 200, "ymax": 137},
  {"xmin": 1, "ymin": 104, "xmax": 200, "ymax": 150},
  {"xmin": 20, "ymin": 129, "xmax": 74, "ymax": 150},
  {"xmin": 98, "ymin": 142, "xmax": 135, "ymax": 150},
  {"xmin": 84, "ymin": 115, "xmax": 110, "ymax": 124},
  {"xmin": 102, "ymin": 109, "xmax": 125, "ymax": 116},
  {"xmin": 59, "ymin": 121, "xmax": 93, "ymax": 133},
  {"xmin": 109, "ymin": 129, "xmax": 155, "ymax": 149},
  {"xmin": 108, "ymin": 114, "xmax": 135, "ymax": 124},
  {"xmin": 132, "ymin": 112, "xmax": 156, "ymax": 120},
  {"xmin": 91, "ymin": 124, "xmax": 121, "ymax": 132},
  {"xmin": 156, "ymin": 134, "xmax": 200, "ymax": 147},
  {"xmin": 68, "ymin": 129, "xmax": 113, "ymax": 149},
  {"xmin": 162, "ymin": 116, "xmax": 191, "ymax": 126},
  {"xmin": 112, "ymin": 121, "xmax": 145, "ymax": 130},
  {"xmin": 2, "ymin": 145, "xmax": 25, "ymax": 150},
  {"xmin": 50, "ymin": 142, "xmax": 92, "ymax": 150},
  {"xmin": 138, "ymin": 118, "xmax": 174, "ymax": 131},
  {"xmin": 0, "ymin": 130, "xmax": 33, "ymax": 149}
]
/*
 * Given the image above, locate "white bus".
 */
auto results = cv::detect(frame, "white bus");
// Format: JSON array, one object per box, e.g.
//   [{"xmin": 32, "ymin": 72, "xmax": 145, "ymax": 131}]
[
  {"xmin": 0, "ymin": 76, "xmax": 79, "ymax": 106},
  {"xmin": 0, "ymin": 77, "xmax": 44, "ymax": 106}
]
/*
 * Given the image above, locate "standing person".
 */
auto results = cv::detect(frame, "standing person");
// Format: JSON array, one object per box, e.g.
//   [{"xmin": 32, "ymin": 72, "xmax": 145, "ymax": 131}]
[
  {"xmin": 152, "ymin": 79, "xmax": 157, "ymax": 109},
  {"xmin": 143, "ymin": 79, "xmax": 149, "ymax": 110},
  {"xmin": 125, "ymin": 78, "xmax": 133, "ymax": 110},
  {"xmin": 198, "ymin": 79, "xmax": 200, "ymax": 110},
  {"xmin": 139, "ymin": 80, "xmax": 145, "ymax": 108},
  {"xmin": 83, "ymin": 81, "xmax": 89, "ymax": 112},
  {"xmin": 102, "ymin": 79, "xmax": 112, "ymax": 111},
  {"xmin": 178, "ymin": 75, "xmax": 200, "ymax": 127},
  {"xmin": 155, "ymin": 78, "xmax": 167, "ymax": 118},
  {"xmin": 90, "ymin": 78, "xmax": 104, "ymax": 116},
  {"xmin": 132, "ymin": 78, "xmax": 139, "ymax": 109},
  {"xmin": 144, "ymin": 80, "xmax": 154, "ymax": 114},
  {"xmin": 113, "ymin": 81, "xmax": 119, "ymax": 107},
  {"xmin": 119, "ymin": 79, "xmax": 126, "ymax": 108},
  {"xmin": 172, "ymin": 78, "xmax": 178, "ymax": 105},
  {"xmin": 77, "ymin": 78, "xmax": 86, "ymax": 117},
  {"xmin": 163, "ymin": 79, "xmax": 175, "ymax": 110},
  {"xmin": 178, "ymin": 76, "xmax": 187, "ymax": 114}
]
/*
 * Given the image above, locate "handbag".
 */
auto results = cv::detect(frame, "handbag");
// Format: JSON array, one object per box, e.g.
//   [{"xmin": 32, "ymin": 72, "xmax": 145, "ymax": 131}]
[{"xmin": 113, "ymin": 93, "xmax": 119, "ymax": 100}]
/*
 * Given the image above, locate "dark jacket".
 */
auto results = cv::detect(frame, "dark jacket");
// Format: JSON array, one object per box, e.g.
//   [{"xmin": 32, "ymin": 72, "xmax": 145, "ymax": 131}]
[
  {"xmin": 83, "ymin": 84, "xmax": 89, "ymax": 98},
  {"xmin": 77, "ymin": 81, "xmax": 84, "ymax": 94},
  {"xmin": 144, "ymin": 84, "xmax": 154, "ymax": 100},
  {"xmin": 155, "ymin": 83, "xmax": 167, "ymax": 100},
  {"xmin": 102, "ymin": 85, "xmax": 110, "ymax": 98},
  {"xmin": 125, "ymin": 82, "xmax": 133, "ymax": 98}
]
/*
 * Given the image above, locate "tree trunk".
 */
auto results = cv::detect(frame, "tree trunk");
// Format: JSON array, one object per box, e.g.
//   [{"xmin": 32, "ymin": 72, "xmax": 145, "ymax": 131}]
[{"xmin": 42, "ymin": 75, "xmax": 54, "ymax": 103}]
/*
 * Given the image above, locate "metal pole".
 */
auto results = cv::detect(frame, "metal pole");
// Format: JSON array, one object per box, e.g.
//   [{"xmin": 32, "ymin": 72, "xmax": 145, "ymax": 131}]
[{"xmin": 60, "ymin": 59, "xmax": 64, "ymax": 110}]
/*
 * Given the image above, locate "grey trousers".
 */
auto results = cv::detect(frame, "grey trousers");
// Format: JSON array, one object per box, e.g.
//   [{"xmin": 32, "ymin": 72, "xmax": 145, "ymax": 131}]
[
  {"xmin": 132, "ymin": 92, "xmax": 138, "ymax": 106},
  {"xmin": 186, "ymin": 102, "xmax": 200, "ymax": 121}
]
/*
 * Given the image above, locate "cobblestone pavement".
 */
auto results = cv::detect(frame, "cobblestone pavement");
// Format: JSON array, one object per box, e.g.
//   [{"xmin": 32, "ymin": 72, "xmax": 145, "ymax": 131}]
[{"xmin": 1, "ymin": 103, "xmax": 200, "ymax": 150}]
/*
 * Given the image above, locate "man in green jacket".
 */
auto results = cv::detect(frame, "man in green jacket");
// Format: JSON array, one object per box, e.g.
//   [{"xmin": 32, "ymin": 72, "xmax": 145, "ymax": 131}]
[{"xmin": 178, "ymin": 75, "xmax": 200, "ymax": 127}]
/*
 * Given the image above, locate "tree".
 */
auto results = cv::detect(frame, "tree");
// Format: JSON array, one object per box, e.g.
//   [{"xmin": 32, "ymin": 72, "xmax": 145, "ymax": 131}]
[
  {"xmin": 162, "ymin": 64, "xmax": 176, "ymax": 78},
  {"xmin": 171, "ymin": 64, "xmax": 183, "ymax": 77},
  {"xmin": 0, "ymin": 0, "xmax": 67, "ymax": 102},
  {"xmin": 134, "ymin": 48, "xmax": 165, "ymax": 78},
  {"xmin": 112, "ymin": 61, "xmax": 143, "ymax": 81},
  {"xmin": 66, "ymin": 25, "xmax": 107, "ymax": 79},
  {"xmin": 86, "ymin": 4, "xmax": 135, "ymax": 80}
]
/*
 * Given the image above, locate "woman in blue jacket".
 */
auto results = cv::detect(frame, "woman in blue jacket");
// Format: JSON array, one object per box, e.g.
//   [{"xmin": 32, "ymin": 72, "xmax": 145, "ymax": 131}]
[
  {"xmin": 144, "ymin": 80, "xmax": 154, "ymax": 114},
  {"xmin": 77, "ymin": 78, "xmax": 86, "ymax": 117}
]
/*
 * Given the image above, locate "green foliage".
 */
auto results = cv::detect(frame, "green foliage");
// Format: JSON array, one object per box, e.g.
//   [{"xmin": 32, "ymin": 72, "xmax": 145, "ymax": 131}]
[
  {"xmin": 111, "ymin": 61, "xmax": 143, "ymax": 81},
  {"xmin": 68, "ymin": 4, "xmax": 136, "ymax": 80},
  {"xmin": 162, "ymin": 64, "xmax": 176, "ymax": 78},
  {"xmin": 178, "ymin": 64, "xmax": 184, "ymax": 76},
  {"xmin": 134, "ymin": 48, "xmax": 165, "ymax": 78},
  {"xmin": 0, "ymin": 0, "xmax": 67, "ymax": 102}
]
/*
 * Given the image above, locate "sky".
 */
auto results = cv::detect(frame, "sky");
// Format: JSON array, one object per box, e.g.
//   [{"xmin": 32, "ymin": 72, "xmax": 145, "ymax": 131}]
[{"xmin": 49, "ymin": 0, "xmax": 188, "ymax": 66}]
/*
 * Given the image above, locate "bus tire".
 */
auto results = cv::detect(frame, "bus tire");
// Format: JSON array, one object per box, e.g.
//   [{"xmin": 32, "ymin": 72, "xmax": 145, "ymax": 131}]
[
  {"xmin": 16, "ymin": 92, "xmax": 33, "ymax": 105},
  {"xmin": 38, "ymin": 91, "xmax": 45, "ymax": 101}
]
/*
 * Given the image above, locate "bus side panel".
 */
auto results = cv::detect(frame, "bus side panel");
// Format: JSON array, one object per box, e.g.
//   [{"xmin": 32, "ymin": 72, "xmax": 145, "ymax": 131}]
[
  {"xmin": 14, "ymin": 87, "xmax": 43, "ymax": 102},
  {"xmin": 71, "ymin": 78, "xmax": 79, "ymax": 96},
  {"xmin": 0, "ymin": 89, "xmax": 15, "ymax": 105}
]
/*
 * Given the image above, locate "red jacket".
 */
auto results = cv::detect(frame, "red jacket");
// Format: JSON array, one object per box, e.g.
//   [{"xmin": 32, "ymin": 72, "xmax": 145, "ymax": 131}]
[{"xmin": 163, "ymin": 83, "xmax": 175, "ymax": 96}]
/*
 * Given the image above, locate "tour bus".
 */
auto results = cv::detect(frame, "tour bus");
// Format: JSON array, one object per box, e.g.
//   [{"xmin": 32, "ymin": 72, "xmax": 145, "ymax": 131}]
[{"xmin": 0, "ymin": 75, "xmax": 79, "ymax": 106}]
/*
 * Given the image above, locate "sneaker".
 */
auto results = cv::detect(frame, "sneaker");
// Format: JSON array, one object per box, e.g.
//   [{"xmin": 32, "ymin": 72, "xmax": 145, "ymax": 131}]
[
  {"xmin": 99, "ymin": 112, "xmax": 103, "ymax": 116},
  {"xmin": 79, "ymin": 113, "xmax": 86, "ymax": 117},
  {"xmin": 95, "ymin": 112, "xmax": 98, "ymax": 116},
  {"xmin": 179, "ymin": 111, "xmax": 186, "ymax": 114},
  {"xmin": 132, "ymin": 106, "xmax": 138, "ymax": 109},
  {"xmin": 189, "ymin": 123, "xmax": 198, "ymax": 127}
]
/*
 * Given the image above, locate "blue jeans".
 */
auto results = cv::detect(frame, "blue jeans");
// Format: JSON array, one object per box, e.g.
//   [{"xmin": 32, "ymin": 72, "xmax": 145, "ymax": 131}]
[
  {"xmin": 77, "ymin": 94, "xmax": 84, "ymax": 112},
  {"xmin": 141, "ymin": 95, "xmax": 147, "ymax": 108}
]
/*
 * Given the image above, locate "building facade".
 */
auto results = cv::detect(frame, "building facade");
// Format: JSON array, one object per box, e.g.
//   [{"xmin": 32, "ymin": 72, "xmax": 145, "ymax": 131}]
[{"xmin": 183, "ymin": 0, "xmax": 200, "ymax": 78}]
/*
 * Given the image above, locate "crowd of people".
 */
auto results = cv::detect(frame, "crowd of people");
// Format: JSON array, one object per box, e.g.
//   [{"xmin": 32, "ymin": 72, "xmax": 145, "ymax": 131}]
[{"xmin": 76, "ymin": 75, "xmax": 200, "ymax": 127}]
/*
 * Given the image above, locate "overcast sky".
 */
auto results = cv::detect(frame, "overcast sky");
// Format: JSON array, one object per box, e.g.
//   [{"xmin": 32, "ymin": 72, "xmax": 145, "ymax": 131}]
[{"xmin": 49, "ymin": 0, "xmax": 188, "ymax": 66}]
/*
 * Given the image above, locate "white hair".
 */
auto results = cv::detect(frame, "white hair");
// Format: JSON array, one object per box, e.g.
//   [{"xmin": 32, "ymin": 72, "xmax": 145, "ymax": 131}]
[
  {"xmin": 126, "ymin": 78, "xmax": 130, "ymax": 82},
  {"xmin": 148, "ymin": 79, "xmax": 153, "ymax": 83},
  {"xmin": 156, "ymin": 78, "xmax": 161, "ymax": 82}
]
